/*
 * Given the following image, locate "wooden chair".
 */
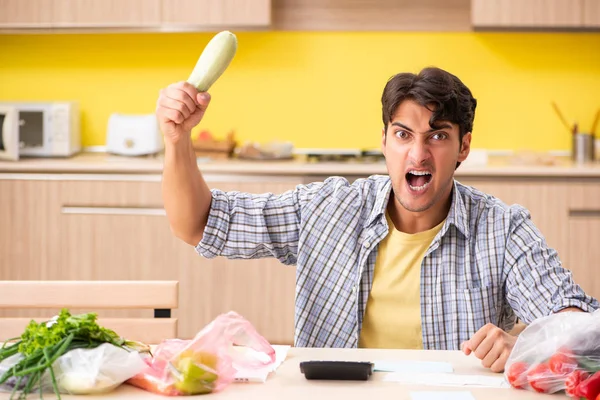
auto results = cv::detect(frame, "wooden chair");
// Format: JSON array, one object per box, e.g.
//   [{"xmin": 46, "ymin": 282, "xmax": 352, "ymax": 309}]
[{"xmin": 0, "ymin": 280, "xmax": 178, "ymax": 345}]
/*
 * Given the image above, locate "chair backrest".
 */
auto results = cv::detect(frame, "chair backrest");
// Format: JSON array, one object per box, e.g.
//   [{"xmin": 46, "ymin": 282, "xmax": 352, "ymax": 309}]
[{"xmin": 0, "ymin": 280, "xmax": 179, "ymax": 345}]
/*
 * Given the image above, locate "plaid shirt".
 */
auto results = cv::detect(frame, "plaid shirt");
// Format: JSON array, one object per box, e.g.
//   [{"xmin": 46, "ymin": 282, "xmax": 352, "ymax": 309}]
[{"xmin": 196, "ymin": 175, "xmax": 599, "ymax": 349}]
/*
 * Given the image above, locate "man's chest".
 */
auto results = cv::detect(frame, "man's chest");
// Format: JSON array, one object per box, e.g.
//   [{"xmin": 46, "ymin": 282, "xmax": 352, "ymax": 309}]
[{"xmin": 294, "ymin": 225, "xmax": 509, "ymax": 349}]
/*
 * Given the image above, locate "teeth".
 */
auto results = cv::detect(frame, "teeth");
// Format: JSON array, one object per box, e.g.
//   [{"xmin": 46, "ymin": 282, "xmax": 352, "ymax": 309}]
[
  {"xmin": 409, "ymin": 180, "xmax": 431, "ymax": 191},
  {"xmin": 408, "ymin": 170, "xmax": 431, "ymax": 176}
]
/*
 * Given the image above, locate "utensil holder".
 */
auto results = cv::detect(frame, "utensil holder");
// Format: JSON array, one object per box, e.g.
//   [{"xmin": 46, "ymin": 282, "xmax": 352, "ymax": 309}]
[{"xmin": 572, "ymin": 133, "xmax": 595, "ymax": 164}]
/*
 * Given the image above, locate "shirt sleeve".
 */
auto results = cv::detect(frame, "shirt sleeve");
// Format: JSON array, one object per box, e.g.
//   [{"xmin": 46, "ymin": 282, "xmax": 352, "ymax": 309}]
[
  {"xmin": 194, "ymin": 181, "xmax": 325, "ymax": 265},
  {"xmin": 504, "ymin": 208, "xmax": 600, "ymax": 323}
]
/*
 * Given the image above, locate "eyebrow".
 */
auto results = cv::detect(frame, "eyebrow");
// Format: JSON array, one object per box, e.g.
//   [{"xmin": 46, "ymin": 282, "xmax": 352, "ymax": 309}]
[{"xmin": 391, "ymin": 121, "xmax": 452, "ymax": 132}]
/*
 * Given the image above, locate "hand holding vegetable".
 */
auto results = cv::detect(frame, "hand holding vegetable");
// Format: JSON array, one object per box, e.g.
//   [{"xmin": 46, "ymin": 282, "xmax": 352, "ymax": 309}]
[{"xmin": 156, "ymin": 30, "xmax": 237, "ymax": 145}]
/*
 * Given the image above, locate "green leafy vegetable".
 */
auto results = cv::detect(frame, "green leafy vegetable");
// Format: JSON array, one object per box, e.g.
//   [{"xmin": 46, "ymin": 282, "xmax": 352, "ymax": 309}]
[{"xmin": 0, "ymin": 309, "xmax": 149, "ymax": 400}]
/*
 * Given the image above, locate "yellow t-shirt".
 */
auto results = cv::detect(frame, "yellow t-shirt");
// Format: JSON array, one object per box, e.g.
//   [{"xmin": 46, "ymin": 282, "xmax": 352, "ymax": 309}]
[{"xmin": 358, "ymin": 212, "xmax": 445, "ymax": 349}]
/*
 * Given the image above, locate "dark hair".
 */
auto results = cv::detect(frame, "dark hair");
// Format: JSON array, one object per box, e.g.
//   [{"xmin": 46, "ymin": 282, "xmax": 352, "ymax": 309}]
[{"xmin": 381, "ymin": 67, "xmax": 477, "ymax": 165}]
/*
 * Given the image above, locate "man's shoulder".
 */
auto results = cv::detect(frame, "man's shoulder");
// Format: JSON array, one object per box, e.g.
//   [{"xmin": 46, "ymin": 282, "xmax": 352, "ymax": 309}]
[
  {"xmin": 299, "ymin": 174, "xmax": 390, "ymax": 194},
  {"xmin": 454, "ymin": 180, "xmax": 530, "ymax": 224}
]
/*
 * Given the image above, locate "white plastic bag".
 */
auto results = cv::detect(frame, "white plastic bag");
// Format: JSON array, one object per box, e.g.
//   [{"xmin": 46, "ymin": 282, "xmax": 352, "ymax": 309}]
[
  {"xmin": 0, "ymin": 343, "xmax": 147, "ymax": 395},
  {"xmin": 504, "ymin": 309, "xmax": 600, "ymax": 398},
  {"xmin": 54, "ymin": 343, "xmax": 148, "ymax": 394}
]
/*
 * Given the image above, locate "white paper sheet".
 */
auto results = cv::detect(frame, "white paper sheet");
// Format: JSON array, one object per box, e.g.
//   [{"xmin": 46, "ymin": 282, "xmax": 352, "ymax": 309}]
[
  {"xmin": 374, "ymin": 360, "xmax": 454, "ymax": 373},
  {"xmin": 384, "ymin": 372, "xmax": 509, "ymax": 388},
  {"xmin": 410, "ymin": 391, "xmax": 476, "ymax": 400},
  {"xmin": 233, "ymin": 345, "xmax": 291, "ymax": 383}
]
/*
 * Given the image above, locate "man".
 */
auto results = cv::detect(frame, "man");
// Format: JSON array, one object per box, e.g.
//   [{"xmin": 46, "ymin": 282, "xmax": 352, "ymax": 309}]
[{"xmin": 157, "ymin": 66, "xmax": 598, "ymax": 373}]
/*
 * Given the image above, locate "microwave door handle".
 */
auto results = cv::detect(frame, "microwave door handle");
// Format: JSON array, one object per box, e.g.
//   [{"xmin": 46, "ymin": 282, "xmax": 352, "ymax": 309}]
[{"xmin": 0, "ymin": 109, "xmax": 19, "ymax": 161}]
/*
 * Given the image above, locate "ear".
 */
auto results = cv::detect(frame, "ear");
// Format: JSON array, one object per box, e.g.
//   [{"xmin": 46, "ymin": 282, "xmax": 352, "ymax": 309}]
[
  {"xmin": 457, "ymin": 132, "xmax": 472, "ymax": 162},
  {"xmin": 381, "ymin": 127, "xmax": 387, "ymax": 156}
]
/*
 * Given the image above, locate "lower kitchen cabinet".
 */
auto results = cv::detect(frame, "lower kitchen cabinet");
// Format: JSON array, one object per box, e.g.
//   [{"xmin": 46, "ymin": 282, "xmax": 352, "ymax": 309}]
[
  {"xmin": 0, "ymin": 174, "xmax": 299, "ymax": 344},
  {"xmin": 1, "ymin": 172, "xmax": 599, "ymax": 344}
]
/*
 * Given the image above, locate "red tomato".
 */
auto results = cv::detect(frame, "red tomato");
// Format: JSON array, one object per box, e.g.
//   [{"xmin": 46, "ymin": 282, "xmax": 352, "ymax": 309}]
[
  {"xmin": 506, "ymin": 361, "xmax": 529, "ymax": 389},
  {"xmin": 527, "ymin": 363, "xmax": 554, "ymax": 393},
  {"xmin": 549, "ymin": 351, "xmax": 578, "ymax": 375}
]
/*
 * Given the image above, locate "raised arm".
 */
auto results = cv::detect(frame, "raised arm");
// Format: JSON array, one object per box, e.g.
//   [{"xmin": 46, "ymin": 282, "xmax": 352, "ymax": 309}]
[{"xmin": 157, "ymin": 81, "xmax": 213, "ymax": 246}]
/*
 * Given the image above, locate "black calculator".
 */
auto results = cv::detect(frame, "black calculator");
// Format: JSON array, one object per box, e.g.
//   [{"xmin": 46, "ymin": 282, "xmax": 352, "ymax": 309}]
[{"xmin": 299, "ymin": 360, "xmax": 374, "ymax": 381}]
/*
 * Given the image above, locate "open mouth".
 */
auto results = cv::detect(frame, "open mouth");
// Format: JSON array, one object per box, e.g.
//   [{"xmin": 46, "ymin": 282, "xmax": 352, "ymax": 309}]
[{"xmin": 405, "ymin": 170, "xmax": 432, "ymax": 192}]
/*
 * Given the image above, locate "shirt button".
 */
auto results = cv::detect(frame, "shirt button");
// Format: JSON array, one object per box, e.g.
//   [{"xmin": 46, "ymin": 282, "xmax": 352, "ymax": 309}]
[
  {"xmin": 363, "ymin": 241, "xmax": 370, "ymax": 248},
  {"xmin": 352, "ymin": 286, "xmax": 357, "ymax": 294}
]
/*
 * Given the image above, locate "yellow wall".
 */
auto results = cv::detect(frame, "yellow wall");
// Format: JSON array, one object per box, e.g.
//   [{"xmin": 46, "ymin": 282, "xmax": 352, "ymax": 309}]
[{"xmin": 1, "ymin": 31, "xmax": 599, "ymax": 151}]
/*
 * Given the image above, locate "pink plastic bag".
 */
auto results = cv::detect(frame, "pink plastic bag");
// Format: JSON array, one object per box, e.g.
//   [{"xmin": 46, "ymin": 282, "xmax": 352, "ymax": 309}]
[{"xmin": 127, "ymin": 311, "xmax": 276, "ymax": 396}]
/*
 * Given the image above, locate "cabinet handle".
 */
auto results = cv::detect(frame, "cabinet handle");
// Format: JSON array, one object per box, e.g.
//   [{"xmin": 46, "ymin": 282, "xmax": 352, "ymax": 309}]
[
  {"xmin": 61, "ymin": 206, "xmax": 166, "ymax": 216},
  {"xmin": 569, "ymin": 210, "xmax": 600, "ymax": 218}
]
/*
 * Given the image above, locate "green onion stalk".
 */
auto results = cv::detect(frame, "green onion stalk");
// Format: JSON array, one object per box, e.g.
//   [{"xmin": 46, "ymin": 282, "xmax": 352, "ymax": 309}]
[{"xmin": 0, "ymin": 309, "xmax": 150, "ymax": 400}]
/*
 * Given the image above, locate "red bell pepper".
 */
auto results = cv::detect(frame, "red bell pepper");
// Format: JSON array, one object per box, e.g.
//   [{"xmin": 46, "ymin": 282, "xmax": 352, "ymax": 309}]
[
  {"xmin": 565, "ymin": 370, "xmax": 590, "ymax": 398},
  {"xmin": 576, "ymin": 371, "xmax": 600, "ymax": 400}
]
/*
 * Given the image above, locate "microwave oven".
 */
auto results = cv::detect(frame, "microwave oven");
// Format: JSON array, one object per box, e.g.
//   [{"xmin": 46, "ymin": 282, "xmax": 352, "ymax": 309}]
[{"xmin": 0, "ymin": 101, "xmax": 81, "ymax": 161}]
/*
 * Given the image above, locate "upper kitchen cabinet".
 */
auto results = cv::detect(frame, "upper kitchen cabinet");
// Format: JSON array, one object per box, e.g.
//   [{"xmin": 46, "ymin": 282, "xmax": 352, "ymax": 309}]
[
  {"xmin": 0, "ymin": 0, "xmax": 269, "ymax": 31},
  {"xmin": 0, "ymin": 0, "xmax": 54, "ymax": 27},
  {"xmin": 583, "ymin": 0, "xmax": 600, "ymax": 27},
  {"xmin": 272, "ymin": 0, "xmax": 471, "ymax": 31},
  {"xmin": 471, "ymin": 0, "xmax": 585, "ymax": 29},
  {"xmin": 161, "ymin": 0, "xmax": 271, "ymax": 28},
  {"xmin": 52, "ymin": 0, "xmax": 161, "ymax": 28}
]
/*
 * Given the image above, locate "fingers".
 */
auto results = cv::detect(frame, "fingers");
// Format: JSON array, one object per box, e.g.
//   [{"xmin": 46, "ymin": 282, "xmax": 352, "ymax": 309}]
[
  {"xmin": 465, "ymin": 323, "xmax": 494, "ymax": 356},
  {"xmin": 196, "ymin": 92, "xmax": 211, "ymax": 110},
  {"xmin": 464, "ymin": 323, "xmax": 516, "ymax": 373},
  {"xmin": 460, "ymin": 341, "xmax": 472, "ymax": 355},
  {"xmin": 156, "ymin": 81, "xmax": 206, "ymax": 125},
  {"xmin": 489, "ymin": 349, "xmax": 511, "ymax": 373},
  {"xmin": 481, "ymin": 339, "xmax": 504, "ymax": 369}
]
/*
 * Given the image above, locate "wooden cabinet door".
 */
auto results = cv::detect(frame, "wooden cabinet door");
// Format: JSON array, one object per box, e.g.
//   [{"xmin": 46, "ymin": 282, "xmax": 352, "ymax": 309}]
[
  {"xmin": 568, "ymin": 216, "xmax": 600, "ymax": 300},
  {"xmin": 0, "ymin": 177, "xmax": 64, "ymax": 323},
  {"xmin": 0, "ymin": 178, "xmax": 62, "ymax": 278},
  {"xmin": 0, "ymin": 0, "xmax": 54, "ymax": 27},
  {"xmin": 583, "ymin": 0, "xmax": 600, "ymax": 27},
  {"xmin": 56, "ymin": 175, "xmax": 298, "ymax": 344},
  {"xmin": 52, "ymin": 0, "xmax": 161, "ymax": 27},
  {"xmin": 456, "ymin": 178, "xmax": 570, "ymax": 262},
  {"xmin": 161, "ymin": 0, "xmax": 271, "ymax": 27},
  {"xmin": 566, "ymin": 182, "xmax": 600, "ymax": 300},
  {"xmin": 471, "ymin": 0, "xmax": 584, "ymax": 28}
]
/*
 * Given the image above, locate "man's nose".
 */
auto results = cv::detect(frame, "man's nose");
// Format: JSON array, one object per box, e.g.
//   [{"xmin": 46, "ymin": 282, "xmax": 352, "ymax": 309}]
[{"xmin": 408, "ymin": 140, "xmax": 430, "ymax": 164}]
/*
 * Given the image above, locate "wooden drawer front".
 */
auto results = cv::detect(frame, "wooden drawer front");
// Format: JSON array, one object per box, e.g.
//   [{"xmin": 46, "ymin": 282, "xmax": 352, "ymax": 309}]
[
  {"xmin": 568, "ymin": 183, "xmax": 600, "ymax": 210},
  {"xmin": 60, "ymin": 178, "xmax": 163, "ymax": 208},
  {"xmin": 568, "ymin": 217, "xmax": 600, "ymax": 301}
]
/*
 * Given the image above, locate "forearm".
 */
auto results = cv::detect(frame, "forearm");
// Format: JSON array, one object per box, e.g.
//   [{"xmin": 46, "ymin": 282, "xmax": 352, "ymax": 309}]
[
  {"xmin": 162, "ymin": 136, "xmax": 212, "ymax": 246},
  {"xmin": 557, "ymin": 307, "xmax": 585, "ymax": 313}
]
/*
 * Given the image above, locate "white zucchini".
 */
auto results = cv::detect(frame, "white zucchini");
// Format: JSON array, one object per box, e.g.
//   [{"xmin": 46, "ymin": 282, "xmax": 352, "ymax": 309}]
[{"xmin": 187, "ymin": 30, "xmax": 238, "ymax": 92}]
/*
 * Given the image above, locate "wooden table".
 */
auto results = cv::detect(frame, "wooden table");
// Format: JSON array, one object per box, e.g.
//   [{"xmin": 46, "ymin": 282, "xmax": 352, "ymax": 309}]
[{"xmin": 0, "ymin": 348, "xmax": 563, "ymax": 399}]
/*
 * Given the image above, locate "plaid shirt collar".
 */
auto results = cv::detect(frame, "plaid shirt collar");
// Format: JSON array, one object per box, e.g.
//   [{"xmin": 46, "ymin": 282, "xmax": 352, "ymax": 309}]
[{"xmin": 367, "ymin": 177, "xmax": 471, "ymax": 240}]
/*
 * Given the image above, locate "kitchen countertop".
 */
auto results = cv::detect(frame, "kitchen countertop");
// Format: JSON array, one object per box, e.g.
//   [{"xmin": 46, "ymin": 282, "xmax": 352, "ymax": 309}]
[{"xmin": 0, "ymin": 152, "xmax": 600, "ymax": 178}]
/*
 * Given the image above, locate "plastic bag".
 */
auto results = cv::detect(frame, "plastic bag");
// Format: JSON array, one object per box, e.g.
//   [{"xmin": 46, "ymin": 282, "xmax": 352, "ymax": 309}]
[
  {"xmin": 504, "ymin": 309, "xmax": 600, "ymax": 399},
  {"xmin": 127, "ymin": 311, "xmax": 276, "ymax": 396},
  {"xmin": 0, "ymin": 343, "xmax": 148, "ymax": 395},
  {"xmin": 54, "ymin": 343, "xmax": 149, "ymax": 394}
]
